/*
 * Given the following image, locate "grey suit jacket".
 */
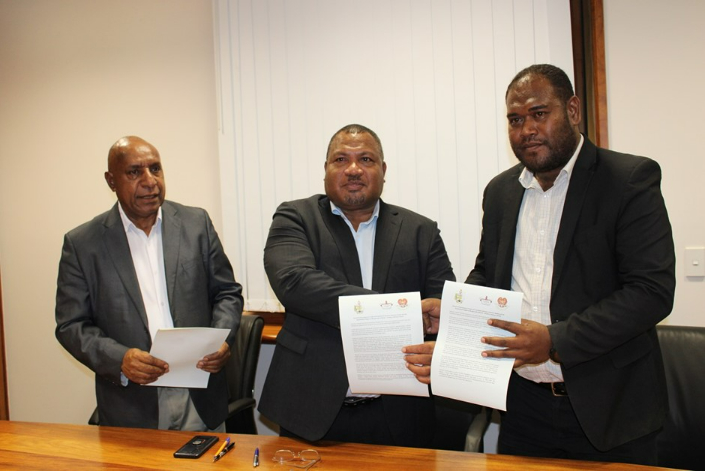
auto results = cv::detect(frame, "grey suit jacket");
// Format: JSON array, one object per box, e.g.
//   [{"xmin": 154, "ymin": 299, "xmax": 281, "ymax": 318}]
[
  {"xmin": 55, "ymin": 200, "xmax": 243, "ymax": 429},
  {"xmin": 466, "ymin": 138, "xmax": 675, "ymax": 450},
  {"xmin": 258, "ymin": 195, "xmax": 455, "ymax": 445}
]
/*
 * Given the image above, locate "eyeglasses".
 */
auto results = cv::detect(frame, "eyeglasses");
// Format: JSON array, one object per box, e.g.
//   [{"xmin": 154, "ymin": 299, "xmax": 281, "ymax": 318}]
[{"xmin": 272, "ymin": 449, "xmax": 321, "ymax": 469}]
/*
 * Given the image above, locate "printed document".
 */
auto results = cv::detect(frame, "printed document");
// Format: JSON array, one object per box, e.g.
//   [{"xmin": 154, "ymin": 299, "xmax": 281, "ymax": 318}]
[
  {"xmin": 339, "ymin": 292, "xmax": 429, "ymax": 397},
  {"xmin": 148, "ymin": 327, "xmax": 230, "ymax": 388},
  {"xmin": 431, "ymin": 281, "xmax": 522, "ymax": 410}
]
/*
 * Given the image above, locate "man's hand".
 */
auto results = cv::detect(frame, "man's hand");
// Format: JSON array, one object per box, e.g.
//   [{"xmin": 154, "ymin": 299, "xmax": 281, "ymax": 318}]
[
  {"xmin": 402, "ymin": 341, "xmax": 436, "ymax": 384},
  {"xmin": 121, "ymin": 348, "xmax": 169, "ymax": 385},
  {"xmin": 421, "ymin": 298, "xmax": 441, "ymax": 334},
  {"xmin": 197, "ymin": 342, "xmax": 231, "ymax": 373},
  {"xmin": 481, "ymin": 319, "xmax": 552, "ymax": 367}
]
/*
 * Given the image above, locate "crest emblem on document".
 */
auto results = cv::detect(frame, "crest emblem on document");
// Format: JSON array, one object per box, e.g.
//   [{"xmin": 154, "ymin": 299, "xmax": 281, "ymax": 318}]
[
  {"xmin": 497, "ymin": 297, "xmax": 508, "ymax": 308},
  {"xmin": 354, "ymin": 301, "xmax": 364, "ymax": 313},
  {"xmin": 380, "ymin": 300, "xmax": 393, "ymax": 309},
  {"xmin": 398, "ymin": 298, "xmax": 408, "ymax": 308},
  {"xmin": 454, "ymin": 290, "xmax": 463, "ymax": 303},
  {"xmin": 480, "ymin": 296, "xmax": 492, "ymax": 305}
]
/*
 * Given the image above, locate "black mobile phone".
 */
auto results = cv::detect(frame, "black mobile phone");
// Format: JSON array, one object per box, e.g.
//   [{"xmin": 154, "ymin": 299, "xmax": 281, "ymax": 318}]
[{"xmin": 173, "ymin": 435, "xmax": 219, "ymax": 459}]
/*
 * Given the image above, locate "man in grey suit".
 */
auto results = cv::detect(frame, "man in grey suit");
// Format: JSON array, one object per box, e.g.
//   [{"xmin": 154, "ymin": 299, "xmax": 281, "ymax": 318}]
[
  {"xmin": 405, "ymin": 64, "xmax": 675, "ymax": 465},
  {"xmin": 258, "ymin": 124, "xmax": 455, "ymax": 447},
  {"xmin": 55, "ymin": 136, "xmax": 243, "ymax": 430}
]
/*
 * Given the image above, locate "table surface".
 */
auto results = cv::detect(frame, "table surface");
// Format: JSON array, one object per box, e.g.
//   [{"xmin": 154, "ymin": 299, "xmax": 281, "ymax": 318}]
[{"xmin": 0, "ymin": 421, "xmax": 681, "ymax": 470}]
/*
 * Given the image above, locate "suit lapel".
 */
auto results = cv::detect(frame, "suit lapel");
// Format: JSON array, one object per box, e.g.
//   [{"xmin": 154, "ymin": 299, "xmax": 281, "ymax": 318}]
[
  {"xmin": 161, "ymin": 201, "xmax": 181, "ymax": 312},
  {"xmin": 318, "ymin": 198, "xmax": 364, "ymax": 287},
  {"xmin": 102, "ymin": 204, "xmax": 149, "ymax": 329},
  {"xmin": 496, "ymin": 169, "xmax": 525, "ymax": 289},
  {"xmin": 371, "ymin": 202, "xmax": 400, "ymax": 293},
  {"xmin": 552, "ymin": 138, "xmax": 597, "ymax": 296}
]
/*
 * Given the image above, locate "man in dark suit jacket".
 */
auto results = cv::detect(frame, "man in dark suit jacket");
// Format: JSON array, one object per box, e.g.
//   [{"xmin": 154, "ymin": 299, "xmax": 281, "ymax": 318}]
[
  {"xmin": 258, "ymin": 124, "xmax": 455, "ymax": 447},
  {"xmin": 405, "ymin": 65, "xmax": 675, "ymax": 465},
  {"xmin": 55, "ymin": 136, "xmax": 243, "ymax": 430}
]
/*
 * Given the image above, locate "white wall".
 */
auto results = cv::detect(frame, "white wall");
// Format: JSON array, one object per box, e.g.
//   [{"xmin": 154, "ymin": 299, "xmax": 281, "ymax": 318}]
[
  {"xmin": 0, "ymin": 0, "xmax": 222, "ymax": 423},
  {"xmin": 603, "ymin": 0, "xmax": 705, "ymax": 328}
]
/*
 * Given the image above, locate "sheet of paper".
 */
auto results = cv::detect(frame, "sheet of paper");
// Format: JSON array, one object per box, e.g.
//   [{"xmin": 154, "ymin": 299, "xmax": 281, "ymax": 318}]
[
  {"xmin": 147, "ymin": 327, "xmax": 230, "ymax": 388},
  {"xmin": 339, "ymin": 292, "xmax": 429, "ymax": 397},
  {"xmin": 430, "ymin": 281, "xmax": 522, "ymax": 410}
]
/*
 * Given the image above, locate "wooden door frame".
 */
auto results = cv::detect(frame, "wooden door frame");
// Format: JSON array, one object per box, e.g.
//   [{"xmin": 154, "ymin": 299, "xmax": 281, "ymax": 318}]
[
  {"xmin": 571, "ymin": 0, "xmax": 608, "ymax": 148},
  {"xmin": 0, "ymin": 271, "xmax": 9, "ymax": 419}
]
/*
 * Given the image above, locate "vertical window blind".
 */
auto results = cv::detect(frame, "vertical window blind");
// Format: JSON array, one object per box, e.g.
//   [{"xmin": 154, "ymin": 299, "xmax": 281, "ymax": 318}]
[{"xmin": 213, "ymin": 0, "xmax": 574, "ymax": 311}]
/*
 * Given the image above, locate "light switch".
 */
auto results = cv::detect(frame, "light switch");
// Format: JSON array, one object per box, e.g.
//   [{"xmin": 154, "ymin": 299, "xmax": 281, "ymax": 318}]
[{"xmin": 684, "ymin": 247, "xmax": 705, "ymax": 277}]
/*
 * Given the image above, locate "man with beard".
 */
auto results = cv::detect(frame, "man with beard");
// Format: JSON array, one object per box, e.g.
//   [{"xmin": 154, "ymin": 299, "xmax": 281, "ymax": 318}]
[
  {"xmin": 404, "ymin": 64, "xmax": 675, "ymax": 464},
  {"xmin": 258, "ymin": 124, "xmax": 456, "ymax": 447}
]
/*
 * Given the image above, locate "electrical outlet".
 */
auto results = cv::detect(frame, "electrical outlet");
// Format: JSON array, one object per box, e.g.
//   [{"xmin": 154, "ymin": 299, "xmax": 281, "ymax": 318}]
[{"xmin": 684, "ymin": 247, "xmax": 705, "ymax": 277}]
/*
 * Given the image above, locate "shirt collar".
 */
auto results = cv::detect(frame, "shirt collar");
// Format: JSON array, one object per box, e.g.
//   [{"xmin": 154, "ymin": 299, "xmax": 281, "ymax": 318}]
[
  {"xmin": 518, "ymin": 134, "xmax": 584, "ymax": 189},
  {"xmin": 117, "ymin": 202, "xmax": 162, "ymax": 234}
]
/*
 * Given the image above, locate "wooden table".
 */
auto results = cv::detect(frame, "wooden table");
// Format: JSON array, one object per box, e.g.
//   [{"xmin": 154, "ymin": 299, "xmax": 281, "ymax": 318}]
[{"xmin": 0, "ymin": 421, "xmax": 680, "ymax": 470}]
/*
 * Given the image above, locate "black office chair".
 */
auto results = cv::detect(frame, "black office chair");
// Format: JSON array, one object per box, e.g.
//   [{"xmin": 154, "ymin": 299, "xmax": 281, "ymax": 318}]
[
  {"xmin": 655, "ymin": 325, "xmax": 705, "ymax": 471},
  {"xmin": 88, "ymin": 314, "xmax": 265, "ymax": 432},
  {"xmin": 224, "ymin": 313, "xmax": 264, "ymax": 434},
  {"xmin": 432, "ymin": 396, "xmax": 488, "ymax": 452}
]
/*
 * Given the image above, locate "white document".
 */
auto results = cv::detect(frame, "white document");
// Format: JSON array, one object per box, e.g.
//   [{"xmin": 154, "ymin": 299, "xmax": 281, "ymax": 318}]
[
  {"xmin": 339, "ymin": 292, "xmax": 429, "ymax": 397},
  {"xmin": 147, "ymin": 327, "xmax": 230, "ymax": 388},
  {"xmin": 430, "ymin": 281, "xmax": 522, "ymax": 410}
]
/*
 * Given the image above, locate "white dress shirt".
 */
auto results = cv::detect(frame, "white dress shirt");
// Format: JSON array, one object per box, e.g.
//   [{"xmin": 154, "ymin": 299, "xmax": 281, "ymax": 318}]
[
  {"xmin": 331, "ymin": 199, "xmax": 380, "ymax": 398},
  {"xmin": 118, "ymin": 204, "xmax": 174, "ymax": 341},
  {"xmin": 512, "ymin": 135, "xmax": 584, "ymax": 383}
]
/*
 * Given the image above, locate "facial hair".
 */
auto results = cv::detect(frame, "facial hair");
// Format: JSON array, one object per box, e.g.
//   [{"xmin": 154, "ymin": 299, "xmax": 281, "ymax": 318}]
[
  {"xmin": 512, "ymin": 111, "xmax": 578, "ymax": 174},
  {"xmin": 342, "ymin": 175, "xmax": 366, "ymax": 207}
]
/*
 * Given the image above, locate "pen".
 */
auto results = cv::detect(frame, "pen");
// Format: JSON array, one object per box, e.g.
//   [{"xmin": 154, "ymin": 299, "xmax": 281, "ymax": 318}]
[
  {"xmin": 213, "ymin": 441, "xmax": 235, "ymax": 463},
  {"xmin": 212, "ymin": 437, "xmax": 230, "ymax": 462},
  {"xmin": 253, "ymin": 447, "xmax": 259, "ymax": 467}
]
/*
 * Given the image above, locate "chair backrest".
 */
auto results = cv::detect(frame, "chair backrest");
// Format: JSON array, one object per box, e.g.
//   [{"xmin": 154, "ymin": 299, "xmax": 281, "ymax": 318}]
[
  {"xmin": 226, "ymin": 314, "xmax": 265, "ymax": 402},
  {"xmin": 655, "ymin": 324, "xmax": 705, "ymax": 470}
]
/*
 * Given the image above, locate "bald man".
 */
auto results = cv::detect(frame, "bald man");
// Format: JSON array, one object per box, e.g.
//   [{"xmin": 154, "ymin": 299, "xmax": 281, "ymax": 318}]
[{"xmin": 56, "ymin": 136, "xmax": 243, "ymax": 430}]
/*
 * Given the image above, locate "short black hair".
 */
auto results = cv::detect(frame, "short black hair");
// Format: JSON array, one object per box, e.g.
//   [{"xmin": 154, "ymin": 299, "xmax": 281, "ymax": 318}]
[
  {"xmin": 506, "ymin": 64, "xmax": 575, "ymax": 104},
  {"xmin": 326, "ymin": 124, "xmax": 384, "ymax": 161}
]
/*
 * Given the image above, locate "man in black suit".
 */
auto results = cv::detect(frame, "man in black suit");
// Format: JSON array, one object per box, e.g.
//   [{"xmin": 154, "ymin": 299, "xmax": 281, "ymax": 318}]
[
  {"xmin": 56, "ymin": 136, "xmax": 243, "ymax": 430},
  {"xmin": 258, "ymin": 124, "xmax": 455, "ymax": 447},
  {"xmin": 405, "ymin": 64, "xmax": 675, "ymax": 464}
]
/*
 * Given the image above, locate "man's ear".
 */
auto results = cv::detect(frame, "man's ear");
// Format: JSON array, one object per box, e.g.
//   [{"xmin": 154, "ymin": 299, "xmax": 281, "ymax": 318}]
[
  {"xmin": 104, "ymin": 171, "xmax": 116, "ymax": 191},
  {"xmin": 567, "ymin": 95, "xmax": 581, "ymax": 126}
]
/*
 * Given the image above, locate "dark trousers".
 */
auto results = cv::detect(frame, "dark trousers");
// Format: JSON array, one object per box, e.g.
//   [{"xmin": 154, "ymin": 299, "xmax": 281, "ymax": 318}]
[
  {"xmin": 499, "ymin": 372, "xmax": 658, "ymax": 466},
  {"xmin": 281, "ymin": 398, "xmax": 395, "ymax": 446}
]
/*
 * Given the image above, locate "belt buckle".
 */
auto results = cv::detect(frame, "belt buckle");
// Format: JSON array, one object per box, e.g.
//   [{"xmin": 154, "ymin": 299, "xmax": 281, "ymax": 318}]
[{"xmin": 551, "ymin": 382, "xmax": 568, "ymax": 397}]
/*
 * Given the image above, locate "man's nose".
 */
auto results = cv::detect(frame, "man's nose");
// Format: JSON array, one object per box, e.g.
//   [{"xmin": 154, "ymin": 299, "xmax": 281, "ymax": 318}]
[
  {"xmin": 520, "ymin": 118, "xmax": 537, "ymax": 137},
  {"xmin": 344, "ymin": 161, "xmax": 362, "ymax": 174},
  {"xmin": 139, "ymin": 169, "xmax": 157, "ymax": 186}
]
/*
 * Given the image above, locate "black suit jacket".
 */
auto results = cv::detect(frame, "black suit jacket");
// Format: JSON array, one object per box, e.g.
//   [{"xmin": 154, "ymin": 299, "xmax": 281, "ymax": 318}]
[
  {"xmin": 258, "ymin": 195, "xmax": 455, "ymax": 445},
  {"xmin": 55, "ymin": 201, "xmax": 243, "ymax": 429},
  {"xmin": 466, "ymin": 138, "xmax": 675, "ymax": 450}
]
